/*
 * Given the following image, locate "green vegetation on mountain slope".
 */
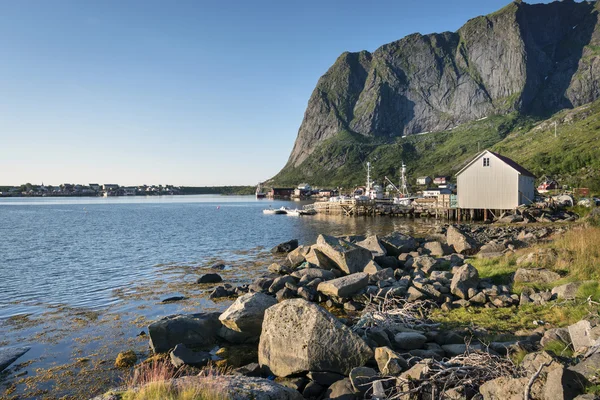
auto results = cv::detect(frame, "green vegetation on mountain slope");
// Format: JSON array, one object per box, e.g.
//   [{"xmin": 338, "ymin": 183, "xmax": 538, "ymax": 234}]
[{"xmin": 271, "ymin": 99, "xmax": 600, "ymax": 191}]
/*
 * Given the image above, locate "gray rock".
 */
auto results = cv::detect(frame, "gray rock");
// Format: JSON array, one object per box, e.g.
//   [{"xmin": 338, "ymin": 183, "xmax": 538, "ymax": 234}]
[
  {"xmin": 271, "ymin": 239, "xmax": 299, "ymax": 254},
  {"xmin": 219, "ymin": 293, "xmax": 277, "ymax": 337},
  {"xmin": 276, "ymin": 287, "xmax": 296, "ymax": 302},
  {"xmin": 268, "ymin": 263, "xmax": 291, "ymax": 275},
  {"xmin": 269, "ymin": 276, "xmax": 296, "ymax": 294},
  {"xmin": 356, "ymin": 235, "xmax": 387, "ymax": 257},
  {"xmin": 302, "ymin": 381, "xmax": 324, "ymax": 398},
  {"xmin": 148, "ymin": 312, "xmax": 222, "ymax": 353},
  {"xmin": 317, "ymin": 273, "xmax": 369, "ymax": 298},
  {"xmin": 324, "ymin": 378, "xmax": 358, "ymax": 400},
  {"xmin": 422, "ymin": 241, "xmax": 450, "ymax": 257},
  {"xmin": 258, "ymin": 299, "xmax": 373, "ymax": 377},
  {"xmin": 374, "ymin": 346, "xmax": 408, "ymax": 375},
  {"xmin": 516, "ymin": 248, "xmax": 558, "ymax": 266},
  {"xmin": 306, "ymin": 371, "xmax": 345, "ymax": 386},
  {"xmin": 513, "ymin": 268, "xmax": 561, "ymax": 284},
  {"xmin": 479, "ymin": 376, "xmax": 531, "ymax": 400},
  {"xmin": 569, "ymin": 320, "xmax": 600, "ymax": 352},
  {"xmin": 394, "ymin": 332, "xmax": 428, "ymax": 350},
  {"xmin": 286, "ymin": 246, "xmax": 310, "ymax": 268},
  {"xmin": 374, "ymin": 255, "xmax": 401, "ymax": 269},
  {"xmin": 349, "ymin": 366, "xmax": 377, "ymax": 395},
  {"xmin": 0, "ymin": 346, "xmax": 30, "ymax": 373},
  {"xmin": 179, "ymin": 374, "xmax": 304, "ymax": 400},
  {"xmin": 380, "ymin": 232, "xmax": 418, "ymax": 256},
  {"xmin": 543, "ymin": 365, "xmax": 587, "ymax": 400},
  {"xmin": 450, "ymin": 264, "xmax": 480, "ymax": 300},
  {"xmin": 540, "ymin": 328, "xmax": 571, "ymax": 349},
  {"xmin": 441, "ymin": 343, "xmax": 482, "ymax": 356},
  {"xmin": 315, "ymin": 234, "xmax": 373, "ymax": 274},
  {"xmin": 249, "ymin": 277, "xmax": 275, "ymax": 293},
  {"xmin": 569, "ymin": 353, "xmax": 600, "ymax": 381},
  {"xmin": 446, "ymin": 226, "xmax": 477, "ymax": 254},
  {"xmin": 291, "ymin": 267, "xmax": 336, "ymax": 281},
  {"xmin": 197, "ymin": 273, "xmax": 223, "ymax": 284},
  {"xmin": 304, "ymin": 247, "xmax": 338, "ymax": 270},
  {"xmin": 552, "ymin": 282, "xmax": 584, "ymax": 300},
  {"xmin": 169, "ymin": 344, "xmax": 210, "ymax": 368}
]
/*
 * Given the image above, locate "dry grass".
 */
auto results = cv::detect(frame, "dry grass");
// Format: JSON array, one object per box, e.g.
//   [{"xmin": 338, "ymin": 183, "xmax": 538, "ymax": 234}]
[
  {"xmin": 121, "ymin": 359, "xmax": 231, "ymax": 400},
  {"xmin": 551, "ymin": 226, "xmax": 600, "ymax": 280}
]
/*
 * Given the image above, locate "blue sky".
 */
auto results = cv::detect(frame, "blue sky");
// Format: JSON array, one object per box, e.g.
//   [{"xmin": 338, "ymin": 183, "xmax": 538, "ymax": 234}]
[{"xmin": 0, "ymin": 0, "xmax": 552, "ymax": 186}]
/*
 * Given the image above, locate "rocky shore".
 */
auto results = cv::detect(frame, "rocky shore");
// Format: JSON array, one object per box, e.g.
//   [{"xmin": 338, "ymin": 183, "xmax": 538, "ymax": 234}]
[{"xmin": 93, "ymin": 221, "xmax": 600, "ymax": 400}]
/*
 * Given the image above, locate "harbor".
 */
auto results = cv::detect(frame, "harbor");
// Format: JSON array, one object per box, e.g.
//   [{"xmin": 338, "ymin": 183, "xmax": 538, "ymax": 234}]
[{"xmin": 262, "ymin": 150, "xmax": 594, "ymax": 222}]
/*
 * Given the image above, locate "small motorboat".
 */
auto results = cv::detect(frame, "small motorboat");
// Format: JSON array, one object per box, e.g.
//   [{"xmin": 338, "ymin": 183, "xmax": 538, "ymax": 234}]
[
  {"xmin": 286, "ymin": 208, "xmax": 301, "ymax": 216},
  {"xmin": 263, "ymin": 206, "xmax": 287, "ymax": 215}
]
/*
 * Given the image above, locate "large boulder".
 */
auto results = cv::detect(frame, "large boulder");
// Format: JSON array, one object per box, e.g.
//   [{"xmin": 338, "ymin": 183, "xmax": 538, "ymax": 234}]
[
  {"xmin": 569, "ymin": 353, "xmax": 600, "ymax": 380},
  {"xmin": 258, "ymin": 299, "xmax": 373, "ymax": 377},
  {"xmin": 219, "ymin": 293, "xmax": 277, "ymax": 337},
  {"xmin": 317, "ymin": 273, "xmax": 369, "ymax": 298},
  {"xmin": 315, "ymin": 235, "xmax": 373, "ymax": 274},
  {"xmin": 513, "ymin": 268, "xmax": 561, "ymax": 284},
  {"xmin": 379, "ymin": 232, "xmax": 418, "ymax": 256},
  {"xmin": 148, "ymin": 312, "xmax": 222, "ymax": 353},
  {"xmin": 0, "ymin": 346, "xmax": 30, "ymax": 373},
  {"xmin": 552, "ymin": 282, "xmax": 586, "ymax": 300},
  {"xmin": 450, "ymin": 264, "xmax": 480, "ymax": 300},
  {"xmin": 446, "ymin": 226, "xmax": 477, "ymax": 254},
  {"xmin": 324, "ymin": 378, "xmax": 358, "ymax": 400},
  {"xmin": 356, "ymin": 235, "xmax": 387, "ymax": 257}
]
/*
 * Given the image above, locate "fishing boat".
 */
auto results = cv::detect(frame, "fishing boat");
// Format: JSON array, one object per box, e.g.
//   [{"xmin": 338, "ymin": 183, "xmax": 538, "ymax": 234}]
[{"xmin": 286, "ymin": 208, "xmax": 302, "ymax": 216}]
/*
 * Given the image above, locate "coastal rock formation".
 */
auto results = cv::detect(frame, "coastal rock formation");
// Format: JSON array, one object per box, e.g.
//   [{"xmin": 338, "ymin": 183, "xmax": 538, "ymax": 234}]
[
  {"xmin": 280, "ymin": 0, "xmax": 600, "ymax": 172},
  {"xmin": 0, "ymin": 347, "xmax": 30, "ymax": 373},
  {"xmin": 258, "ymin": 299, "xmax": 373, "ymax": 376},
  {"xmin": 315, "ymin": 234, "xmax": 373, "ymax": 274}
]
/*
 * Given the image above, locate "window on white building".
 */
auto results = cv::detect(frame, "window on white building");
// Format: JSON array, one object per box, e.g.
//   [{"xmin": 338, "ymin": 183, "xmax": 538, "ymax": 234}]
[{"xmin": 483, "ymin": 157, "xmax": 490, "ymax": 167}]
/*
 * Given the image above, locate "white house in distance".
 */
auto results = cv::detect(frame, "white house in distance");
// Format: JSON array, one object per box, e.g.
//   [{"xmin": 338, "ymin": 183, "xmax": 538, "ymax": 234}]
[
  {"xmin": 416, "ymin": 176, "xmax": 432, "ymax": 186},
  {"xmin": 456, "ymin": 150, "xmax": 536, "ymax": 210}
]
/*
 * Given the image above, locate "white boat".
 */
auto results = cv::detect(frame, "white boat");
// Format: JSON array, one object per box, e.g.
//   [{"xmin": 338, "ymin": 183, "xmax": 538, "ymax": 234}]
[
  {"xmin": 286, "ymin": 208, "xmax": 302, "ymax": 216},
  {"xmin": 263, "ymin": 206, "xmax": 287, "ymax": 215}
]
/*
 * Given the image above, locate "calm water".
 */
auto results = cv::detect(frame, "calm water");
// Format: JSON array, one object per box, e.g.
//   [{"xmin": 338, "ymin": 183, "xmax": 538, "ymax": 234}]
[
  {"xmin": 0, "ymin": 195, "xmax": 439, "ymax": 399},
  {"xmin": 0, "ymin": 195, "xmax": 437, "ymax": 319}
]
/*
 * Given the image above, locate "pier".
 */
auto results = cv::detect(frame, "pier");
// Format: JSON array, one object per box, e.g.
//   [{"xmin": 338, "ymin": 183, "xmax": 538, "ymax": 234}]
[{"xmin": 304, "ymin": 197, "xmax": 460, "ymax": 219}]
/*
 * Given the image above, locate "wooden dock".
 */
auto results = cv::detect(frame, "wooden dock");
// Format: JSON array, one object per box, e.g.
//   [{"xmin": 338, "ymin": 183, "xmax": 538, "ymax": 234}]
[{"xmin": 304, "ymin": 198, "xmax": 459, "ymax": 219}]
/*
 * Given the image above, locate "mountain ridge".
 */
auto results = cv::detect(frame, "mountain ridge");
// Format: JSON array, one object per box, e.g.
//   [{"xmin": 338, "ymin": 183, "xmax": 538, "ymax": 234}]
[{"xmin": 273, "ymin": 0, "xmax": 600, "ymax": 186}]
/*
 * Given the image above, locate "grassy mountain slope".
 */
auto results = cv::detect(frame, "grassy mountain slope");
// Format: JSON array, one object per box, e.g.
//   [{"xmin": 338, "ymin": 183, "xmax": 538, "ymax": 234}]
[{"xmin": 271, "ymin": 100, "xmax": 600, "ymax": 191}]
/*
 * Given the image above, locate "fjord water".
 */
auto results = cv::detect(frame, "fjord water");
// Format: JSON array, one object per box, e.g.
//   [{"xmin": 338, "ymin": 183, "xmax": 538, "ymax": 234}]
[{"xmin": 0, "ymin": 195, "xmax": 437, "ymax": 319}]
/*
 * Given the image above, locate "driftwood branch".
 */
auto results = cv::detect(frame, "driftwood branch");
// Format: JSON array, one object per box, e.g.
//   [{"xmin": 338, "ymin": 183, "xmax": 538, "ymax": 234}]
[{"xmin": 524, "ymin": 361, "xmax": 550, "ymax": 400}]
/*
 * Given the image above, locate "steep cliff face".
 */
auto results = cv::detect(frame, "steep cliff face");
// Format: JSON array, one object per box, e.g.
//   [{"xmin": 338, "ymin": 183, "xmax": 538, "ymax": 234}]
[{"xmin": 283, "ymin": 0, "xmax": 600, "ymax": 170}]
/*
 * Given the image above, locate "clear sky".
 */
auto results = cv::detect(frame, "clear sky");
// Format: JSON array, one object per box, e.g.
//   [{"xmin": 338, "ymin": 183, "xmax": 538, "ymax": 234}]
[{"xmin": 0, "ymin": 0, "xmax": 552, "ymax": 186}]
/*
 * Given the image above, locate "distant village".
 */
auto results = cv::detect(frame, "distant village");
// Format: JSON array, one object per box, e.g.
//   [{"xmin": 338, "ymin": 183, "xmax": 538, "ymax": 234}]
[{"xmin": 0, "ymin": 183, "xmax": 183, "ymax": 197}]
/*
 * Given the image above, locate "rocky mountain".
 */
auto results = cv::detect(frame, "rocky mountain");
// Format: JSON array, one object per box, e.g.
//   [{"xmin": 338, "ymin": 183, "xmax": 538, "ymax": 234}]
[{"xmin": 274, "ymin": 0, "xmax": 600, "ymax": 183}]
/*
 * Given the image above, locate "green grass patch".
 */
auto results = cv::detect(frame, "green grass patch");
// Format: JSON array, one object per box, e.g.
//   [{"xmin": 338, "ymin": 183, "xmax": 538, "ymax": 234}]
[
  {"xmin": 542, "ymin": 339, "xmax": 574, "ymax": 358},
  {"xmin": 470, "ymin": 256, "xmax": 518, "ymax": 285},
  {"xmin": 431, "ymin": 302, "xmax": 598, "ymax": 333},
  {"xmin": 577, "ymin": 281, "xmax": 600, "ymax": 302}
]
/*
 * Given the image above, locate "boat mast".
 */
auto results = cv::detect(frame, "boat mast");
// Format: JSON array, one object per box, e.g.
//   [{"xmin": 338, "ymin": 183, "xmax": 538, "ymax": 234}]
[
  {"xmin": 366, "ymin": 162, "xmax": 372, "ymax": 192},
  {"xmin": 400, "ymin": 162, "xmax": 409, "ymax": 196}
]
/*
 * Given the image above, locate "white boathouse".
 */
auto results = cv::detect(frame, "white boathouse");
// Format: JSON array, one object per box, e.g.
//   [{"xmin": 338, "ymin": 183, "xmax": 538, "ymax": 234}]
[{"xmin": 456, "ymin": 150, "xmax": 536, "ymax": 212}]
